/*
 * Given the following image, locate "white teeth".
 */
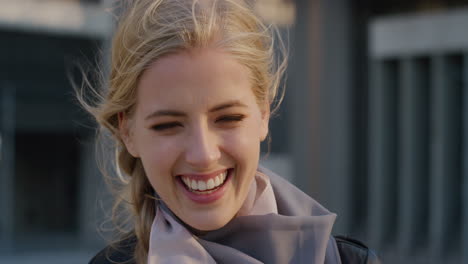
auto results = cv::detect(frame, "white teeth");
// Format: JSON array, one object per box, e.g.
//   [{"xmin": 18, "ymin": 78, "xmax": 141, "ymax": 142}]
[
  {"xmin": 214, "ymin": 176, "xmax": 221, "ymax": 186},
  {"xmin": 222, "ymin": 171, "xmax": 227, "ymax": 181},
  {"xmin": 207, "ymin": 179, "xmax": 215, "ymax": 189},
  {"xmin": 182, "ymin": 170, "xmax": 229, "ymax": 192},
  {"xmin": 198, "ymin": 181, "xmax": 207, "ymax": 191},
  {"xmin": 191, "ymin": 179, "xmax": 197, "ymax": 190}
]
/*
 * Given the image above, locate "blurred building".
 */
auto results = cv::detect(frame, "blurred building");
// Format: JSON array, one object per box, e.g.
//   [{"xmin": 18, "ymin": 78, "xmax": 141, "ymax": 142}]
[
  {"xmin": 0, "ymin": 0, "xmax": 112, "ymax": 263},
  {"xmin": 291, "ymin": 0, "xmax": 468, "ymax": 263},
  {"xmin": 1, "ymin": 0, "xmax": 468, "ymax": 263}
]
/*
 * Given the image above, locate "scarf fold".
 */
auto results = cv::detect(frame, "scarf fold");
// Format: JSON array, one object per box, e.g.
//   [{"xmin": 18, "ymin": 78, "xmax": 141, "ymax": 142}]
[{"xmin": 148, "ymin": 166, "xmax": 341, "ymax": 264}]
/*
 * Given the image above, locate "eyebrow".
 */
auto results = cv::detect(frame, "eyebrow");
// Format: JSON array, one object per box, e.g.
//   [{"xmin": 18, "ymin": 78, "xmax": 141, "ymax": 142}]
[
  {"xmin": 144, "ymin": 100, "xmax": 248, "ymax": 120},
  {"xmin": 209, "ymin": 100, "xmax": 247, "ymax": 112}
]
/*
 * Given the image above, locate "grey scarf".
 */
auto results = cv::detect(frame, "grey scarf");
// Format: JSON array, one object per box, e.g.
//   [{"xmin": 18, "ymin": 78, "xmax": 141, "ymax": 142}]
[{"xmin": 152, "ymin": 167, "xmax": 341, "ymax": 264}]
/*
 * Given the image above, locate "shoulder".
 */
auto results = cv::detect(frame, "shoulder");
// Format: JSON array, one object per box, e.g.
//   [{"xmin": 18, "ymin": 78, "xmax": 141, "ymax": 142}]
[
  {"xmin": 88, "ymin": 236, "xmax": 137, "ymax": 264},
  {"xmin": 334, "ymin": 235, "xmax": 382, "ymax": 264}
]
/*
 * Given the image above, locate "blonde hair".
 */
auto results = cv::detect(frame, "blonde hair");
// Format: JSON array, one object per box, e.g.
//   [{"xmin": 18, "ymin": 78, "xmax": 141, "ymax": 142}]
[{"xmin": 78, "ymin": 0, "xmax": 287, "ymax": 263}]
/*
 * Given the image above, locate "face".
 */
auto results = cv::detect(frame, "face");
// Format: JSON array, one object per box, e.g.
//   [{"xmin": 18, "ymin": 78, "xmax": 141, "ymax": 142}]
[{"xmin": 121, "ymin": 48, "xmax": 269, "ymax": 231}]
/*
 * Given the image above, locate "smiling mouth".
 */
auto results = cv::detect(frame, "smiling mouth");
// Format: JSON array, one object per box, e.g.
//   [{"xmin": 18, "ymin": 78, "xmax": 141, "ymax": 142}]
[{"xmin": 178, "ymin": 169, "xmax": 231, "ymax": 194}]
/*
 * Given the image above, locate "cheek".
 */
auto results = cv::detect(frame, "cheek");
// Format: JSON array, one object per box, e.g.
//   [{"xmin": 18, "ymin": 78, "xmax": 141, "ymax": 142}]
[
  {"xmin": 136, "ymin": 135, "xmax": 181, "ymax": 183},
  {"xmin": 222, "ymin": 124, "xmax": 262, "ymax": 164}
]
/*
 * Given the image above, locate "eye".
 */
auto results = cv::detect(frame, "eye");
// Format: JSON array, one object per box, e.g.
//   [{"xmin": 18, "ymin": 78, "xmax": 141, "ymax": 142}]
[
  {"xmin": 151, "ymin": 122, "xmax": 182, "ymax": 131},
  {"xmin": 216, "ymin": 114, "xmax": 246, "ymax": 123}
]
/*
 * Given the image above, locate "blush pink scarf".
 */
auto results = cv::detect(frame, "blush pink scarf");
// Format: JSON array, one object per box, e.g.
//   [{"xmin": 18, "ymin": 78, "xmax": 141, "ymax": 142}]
[{"xmin": 147, "ymin": 167, "xmax": 341, "ymax": 264}]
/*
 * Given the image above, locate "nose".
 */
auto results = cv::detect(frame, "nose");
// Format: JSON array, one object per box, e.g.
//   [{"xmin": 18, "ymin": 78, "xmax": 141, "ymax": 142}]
[{"xmin": 184, "ymin": 124, "xmax": 221, "ymax": 168}]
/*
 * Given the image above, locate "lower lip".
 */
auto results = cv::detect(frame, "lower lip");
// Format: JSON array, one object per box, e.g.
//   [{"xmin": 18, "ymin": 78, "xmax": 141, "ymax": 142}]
[{"xmin": 177, "ymin": 169, "xmax": 232, "ymax": 204}]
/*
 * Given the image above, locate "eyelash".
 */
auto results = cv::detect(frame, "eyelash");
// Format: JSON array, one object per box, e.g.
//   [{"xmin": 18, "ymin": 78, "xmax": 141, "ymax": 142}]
[
  {"xmin": 151, "ymin": 115, "xmax": 245, "ymax": 131},
  {"xmin": 151, "ymin": 122, "xmax": 181, "ymax": 131},
  {"xmin": 216, "ymin": 114, "xmax": 245, "ymax": 123}
]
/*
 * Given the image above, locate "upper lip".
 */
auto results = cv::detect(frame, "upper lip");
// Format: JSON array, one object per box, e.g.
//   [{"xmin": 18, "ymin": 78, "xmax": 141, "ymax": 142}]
[{"xmin": 177, "ymin": 168, "xmax": 229, "ymax": 180}]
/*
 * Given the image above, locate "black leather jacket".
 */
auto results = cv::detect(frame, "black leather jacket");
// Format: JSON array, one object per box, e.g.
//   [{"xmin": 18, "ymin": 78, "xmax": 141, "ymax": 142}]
[
  {"xmin": 89, "ymin": 235, "xmax": 381, "ymax": 264},
  {"xmin": 334, "ymin": 235, "xmax": 382, "ymax": 264}
]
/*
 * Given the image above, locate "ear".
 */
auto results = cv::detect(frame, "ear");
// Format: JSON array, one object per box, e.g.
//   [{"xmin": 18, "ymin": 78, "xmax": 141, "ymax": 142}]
[
  {"xmin": 118, "ymin": 112, "xmax": 140, "ymax": 157},
  {"xmin": 259, "ymin": 106, "xmax": 270, "ymax": 142}
]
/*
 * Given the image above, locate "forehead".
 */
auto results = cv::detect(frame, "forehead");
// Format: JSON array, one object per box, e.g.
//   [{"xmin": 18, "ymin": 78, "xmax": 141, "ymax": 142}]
[{"xmin": 136, "ymin": 48, "xmax": 254, "ymax": 110}]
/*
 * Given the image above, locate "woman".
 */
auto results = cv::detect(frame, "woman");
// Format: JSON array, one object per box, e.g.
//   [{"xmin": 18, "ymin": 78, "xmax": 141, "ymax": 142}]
[{"xmin": 82, "ymin": 0, "xmax": 380, "ymax": 263}]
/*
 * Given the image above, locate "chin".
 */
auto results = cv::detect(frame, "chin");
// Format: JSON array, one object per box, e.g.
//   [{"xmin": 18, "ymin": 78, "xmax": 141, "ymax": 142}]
[{"xmin": 185, "ymin": 212, "xmax": 233, "ymax": 232}]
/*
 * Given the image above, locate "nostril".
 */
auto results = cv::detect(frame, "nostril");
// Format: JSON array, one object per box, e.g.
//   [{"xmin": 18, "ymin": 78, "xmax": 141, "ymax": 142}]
[
  {"xmin": 185, "ymin": 147, "xmax": 220, "ymax": 166},
  {"xmin": 184, "ymin": 127, "xmax": 221, "ymax": 167}
]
